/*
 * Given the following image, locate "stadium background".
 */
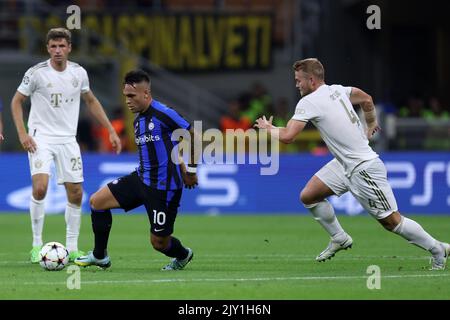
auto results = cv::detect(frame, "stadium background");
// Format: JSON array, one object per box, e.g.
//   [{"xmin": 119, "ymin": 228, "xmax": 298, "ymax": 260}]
[
  {"xmin": 0, "ymin": 0, "xmax": 449, "ymax": 303},
  {"xmin": 0, "ymin": 0, "xmax": 448, "ymax": 216}
]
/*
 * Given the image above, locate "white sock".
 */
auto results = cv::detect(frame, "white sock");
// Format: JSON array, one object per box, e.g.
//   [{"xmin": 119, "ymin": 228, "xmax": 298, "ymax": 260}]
[
  {"xmin": 30, "ymin": 196, "xmax": 45, "ymax": 247},
  {"xmin": 392, "ymin": 216, "xmax": 440, "ymax": 253},
  {"xmin": 305, "ymin": 200, "xmax": 347, "ymax": 243},
  {"xmin": 65, "ymin": 203, "xmax": 82, "ymax": 252}
]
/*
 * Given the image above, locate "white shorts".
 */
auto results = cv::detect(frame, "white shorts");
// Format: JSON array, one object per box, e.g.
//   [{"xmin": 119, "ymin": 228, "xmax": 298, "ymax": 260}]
[
  {"xmin": 28, "ymin": 138, "xmax": 84, "ymax": 184},
  {"xmin": 315, "ymin": 158, "xmax": 398, "ymax": 219}
]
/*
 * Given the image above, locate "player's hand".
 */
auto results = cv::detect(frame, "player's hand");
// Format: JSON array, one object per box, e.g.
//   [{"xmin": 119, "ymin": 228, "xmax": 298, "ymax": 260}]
[
  {"xmin": 182, "ymin": 172, "xmax": 198, "ymax": 189},
  {"xmin": 254, "ymin": 115, "xmax": 273, "ymax": 130},
  {"xmin": 0, "ymin": 133, "xmax": 4, "ymax": 142},
  {"xmin": 109, "ymin": 131, "xmax": 122, "ymax": 154},
  {"xmin": 19, "ymin": 134, "xmax": 37, "ymax": 153},
  {"xmin": 366, "ymin": 124, "xmax": 381, "ymax": 139}
]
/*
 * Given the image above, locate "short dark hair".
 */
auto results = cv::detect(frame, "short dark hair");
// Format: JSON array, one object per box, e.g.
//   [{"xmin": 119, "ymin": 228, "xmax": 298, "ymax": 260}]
[
  {"xmin": 124, "ymin": 70, "xmax": 151, "ymax": 88},
  {"xmin": 46, "ymin": 28, "xmax": 72, "ymax": 44}
]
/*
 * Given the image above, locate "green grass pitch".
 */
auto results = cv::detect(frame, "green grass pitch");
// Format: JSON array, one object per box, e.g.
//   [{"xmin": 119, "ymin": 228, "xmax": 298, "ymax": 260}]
[{"xmin": 0, "ymin": 213, "xmax": 449, "ymax": 300}]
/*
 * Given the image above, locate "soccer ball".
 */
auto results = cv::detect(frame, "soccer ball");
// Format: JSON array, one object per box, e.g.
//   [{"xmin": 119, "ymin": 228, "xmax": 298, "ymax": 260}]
[{"xmin": 39, "ymin": 242, "xmax": 69, "ymax": 271}]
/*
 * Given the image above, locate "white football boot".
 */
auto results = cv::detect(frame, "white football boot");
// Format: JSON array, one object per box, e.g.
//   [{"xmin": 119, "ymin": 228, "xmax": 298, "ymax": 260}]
[
  {"xmin": 316, "ymin": 234, "xmax": 353, "ymax": 262},
  {"xmin": 429, "ymin": 242, "xmax": 450, "ymax": 270}
]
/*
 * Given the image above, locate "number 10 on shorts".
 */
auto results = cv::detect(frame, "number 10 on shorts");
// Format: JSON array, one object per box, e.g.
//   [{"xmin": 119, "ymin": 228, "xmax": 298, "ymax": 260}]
[{"xmin": 153, "ymin": 210, "xmax": 166, "ymax": 226}]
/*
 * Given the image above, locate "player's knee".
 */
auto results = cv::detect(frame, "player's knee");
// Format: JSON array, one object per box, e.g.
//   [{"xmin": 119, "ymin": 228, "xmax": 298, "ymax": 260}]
[
  {"xmin": 68, "ymin": 188, "xmax": 83, "ymax": 205},
  {"xmin": 32, "ymin": 185, "xmax": 47, "ymax": 200},
  {"xmin": 300, "ymin": 189, "xmax": 314, "ymax": 206},
  {"xmin": 89, "ymin": 194, "xmax": 101, "ymax": 211},
  {"xmin": 380, "ymin": 220, "xmax": 397, "ymax": 231},
  {"xmin": 379, "ymin": 211, "xmax": 402, "ymax": 231}
]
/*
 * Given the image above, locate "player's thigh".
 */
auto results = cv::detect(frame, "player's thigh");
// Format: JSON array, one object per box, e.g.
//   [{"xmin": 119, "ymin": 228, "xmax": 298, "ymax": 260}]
[
  {"xmin": 28, "ymin": 138, "xmax": 53, "ymax": 177},
  {"xmin": 144, "ymin": 189, "xmax": 182, "ymax": 237},
  {"xmin": 90, "ymin": 185, "xmax": 121, "ymax": 211},
  {"xmin": 54, "ymin": 142, "xmax": 84, "ymax": 184},
  {"xmin": 350, "ymin": 158, "xmax": 398, "ymax": 220},
  {"xmin": 302, "ymin": 159, "xmax": 348, "ymax": 204},
  {"xmin": 105, "ymin": 172, "xmax": 144, "ymax": 211}
]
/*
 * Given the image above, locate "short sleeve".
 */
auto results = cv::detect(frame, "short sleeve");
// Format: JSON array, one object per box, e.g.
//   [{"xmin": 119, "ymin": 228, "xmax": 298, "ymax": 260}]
[
  {"xmin": 291, "ymin": 98, "xmax": 319, "ymax": 122},
  {"xmin": 17, "ymin": 69, "xmax": 37, "ymax": 97},
  {"xmin": 165, "ymin": 108, "xmax": 191, "ymax": 131},
  {"xmin": 80, "ymin": 67, "xmax": 90, "ymax": 93},
  {"xmin": 343, "ymin": 86, "xmax": 352, "ymax": 98}
]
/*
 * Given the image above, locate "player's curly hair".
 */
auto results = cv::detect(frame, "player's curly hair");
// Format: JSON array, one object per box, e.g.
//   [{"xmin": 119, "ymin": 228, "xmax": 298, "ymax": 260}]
[
  {"xmin": 46, "ymin": 28, "xmax": 71, "ymax": 44},
  {"xmin": 293, "ymin": 58, "xmax": 325, "ymax": 80}
]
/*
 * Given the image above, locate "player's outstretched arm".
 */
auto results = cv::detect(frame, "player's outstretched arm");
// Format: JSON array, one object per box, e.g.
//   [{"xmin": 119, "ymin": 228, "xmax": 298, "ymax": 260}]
[
  {"xmin": 82, "ymin": 91, "xmax": 122, "ymax": 154},
  {"xmin": 254, "ymin": 116, "xmax": 306, "ymax": 144},
  {"xmin": 11, "ymin": 91, "xmax": 36, "ymax": 152},
  {"xmin": 349, "ymin": 87, "xmax": 381, "ymax": 139}
]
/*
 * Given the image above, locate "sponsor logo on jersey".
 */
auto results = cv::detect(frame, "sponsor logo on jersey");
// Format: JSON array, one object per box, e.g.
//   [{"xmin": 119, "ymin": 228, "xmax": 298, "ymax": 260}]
[
  {"xmin": 135, "ymin": 134, "xmax": 161, "ymax": 145},
  {"xmin": 23, "ymin": 76, "xmax": 30, "ymax": 85}
]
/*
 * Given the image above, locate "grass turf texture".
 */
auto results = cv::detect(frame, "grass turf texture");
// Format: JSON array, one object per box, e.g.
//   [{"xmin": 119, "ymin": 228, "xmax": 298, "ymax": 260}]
[{"xmin": 0, "ymin": 213, "xmax": 449, "ymax": 299}]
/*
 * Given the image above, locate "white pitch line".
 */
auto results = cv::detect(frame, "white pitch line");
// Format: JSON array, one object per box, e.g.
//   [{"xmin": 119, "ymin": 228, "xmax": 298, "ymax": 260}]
[
  {"xmin": 0, "ymin": 255, "xmax": 432, "ymax": 266},
  {"xmin": 21, "ymin": 273, "xmax": 450, "ymax": 286}
]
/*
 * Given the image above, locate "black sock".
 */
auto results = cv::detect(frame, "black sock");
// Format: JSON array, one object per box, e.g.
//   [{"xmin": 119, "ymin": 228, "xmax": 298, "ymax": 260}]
[
  {"xmin": 162, "ymin": 237, "xmax": 188, "ymax": 260},
  {"xmin": 91, "ymin": 208, "xmax": 112, "ymax": 259}
]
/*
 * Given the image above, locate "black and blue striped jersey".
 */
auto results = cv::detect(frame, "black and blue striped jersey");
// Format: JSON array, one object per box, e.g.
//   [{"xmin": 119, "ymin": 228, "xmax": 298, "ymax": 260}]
[{"xmin": 133, "ymin": 99, "xmax": 191, "ymax": 190}]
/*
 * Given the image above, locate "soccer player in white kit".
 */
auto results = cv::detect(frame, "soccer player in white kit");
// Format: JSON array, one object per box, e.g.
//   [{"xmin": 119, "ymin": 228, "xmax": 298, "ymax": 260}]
[
  {"xmin": 11, "ymin": 28, "xmax": 122, "ymax": 263},
  {"xmin": 255, "ymin": 58, "xmax": 449, "ymax": 270}
]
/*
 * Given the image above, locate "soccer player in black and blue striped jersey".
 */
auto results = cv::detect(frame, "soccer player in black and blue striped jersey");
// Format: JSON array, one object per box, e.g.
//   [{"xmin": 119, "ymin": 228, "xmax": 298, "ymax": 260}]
[{"xmin": 76, "ymin": 70, "xmax": 198, "ymax": 270}]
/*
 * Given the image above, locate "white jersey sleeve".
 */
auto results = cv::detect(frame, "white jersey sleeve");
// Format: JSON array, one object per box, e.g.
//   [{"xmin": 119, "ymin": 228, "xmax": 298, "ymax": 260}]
[
  {"xmin": 343, "ymin": 86, "xmax": 352, "ymax": 98},
  {"xmin": 80, "ymin": 67, "xmax": 90, "ymax": 94},
  {"xmin": 291, "ymin": 98, "xmax": 320, "ymax": 122},
  {"xmin": 17, "ymin": 67, "xmax": 39, "ymax": 96}
]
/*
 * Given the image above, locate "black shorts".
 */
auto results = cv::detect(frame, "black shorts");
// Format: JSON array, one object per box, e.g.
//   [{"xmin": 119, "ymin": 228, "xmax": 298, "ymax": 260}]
[{"xmin": 107, "ymin": 171, "xmax": 182, "ymax": 236}]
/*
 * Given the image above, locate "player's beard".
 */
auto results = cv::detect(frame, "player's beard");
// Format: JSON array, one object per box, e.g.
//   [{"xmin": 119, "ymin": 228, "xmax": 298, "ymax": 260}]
[{"xmin": 300, "ymin": 84, "xmax": 314, "ymax": 97}]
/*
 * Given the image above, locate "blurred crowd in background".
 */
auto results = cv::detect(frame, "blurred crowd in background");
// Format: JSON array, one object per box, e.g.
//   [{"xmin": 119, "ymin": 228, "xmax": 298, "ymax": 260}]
[{"xmin": 0, "ymin": 0, "xmax": 449, "ymax": 153}]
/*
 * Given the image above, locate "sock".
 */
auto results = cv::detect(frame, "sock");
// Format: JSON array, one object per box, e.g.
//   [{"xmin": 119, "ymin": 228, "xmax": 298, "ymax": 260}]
[
  {"xmin": 30, "ymin": 196, "xmax": 45, "ymax": 247},
  {"xmin": 161, "ymin": 237, "xmax": 189, "ymax": 260},
  {"xmin": 305, "ymin": 200, "xmax": 347, "ymax": 243},
  {"xmin": 392, "ymin": 216, "xmax": 440, "ymax": 253},
  {"xmin": 91, "ymin": 208, "xmax": 112, "ymax": 259},
  {"xmin": 65, "ymin": 203, "xmax": 81, "ymax": 252}
]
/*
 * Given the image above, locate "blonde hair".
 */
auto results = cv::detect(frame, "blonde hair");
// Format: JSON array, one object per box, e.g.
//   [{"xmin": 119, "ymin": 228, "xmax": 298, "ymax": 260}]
[
  {"xmin": 293, "ymin": 58, "xmax": 325, "ymax": 80},
  {"xmin": 46, "ymin": 28, "xmax": 72, "ymax": 44}
]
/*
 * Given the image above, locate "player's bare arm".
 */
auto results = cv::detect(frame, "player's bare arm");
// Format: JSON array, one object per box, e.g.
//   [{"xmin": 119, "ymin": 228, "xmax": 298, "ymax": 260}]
[
  {"xmin": 349, "ymin": 87, "xmax": 381, "ymax": 139},
  {"xmin": 82, "ymin": 90, "xmax": 122, "ymax": 154},
  {"xmin": 11, "ymin": 91, "xmax": 37, "ymax": 153},
  {"xmin": 179, "ymin": 127, "xmax": 199, "ymax": 189},
  {"xmin": 254, "ymin": 115, "xmax": 306, "ymax": 144}
]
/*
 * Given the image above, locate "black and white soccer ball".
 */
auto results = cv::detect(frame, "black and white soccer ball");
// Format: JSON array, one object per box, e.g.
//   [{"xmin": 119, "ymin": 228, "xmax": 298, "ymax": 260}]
[{"xmin": 39, "ymin": 242, "xmax": 69, "ymax": 271}]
